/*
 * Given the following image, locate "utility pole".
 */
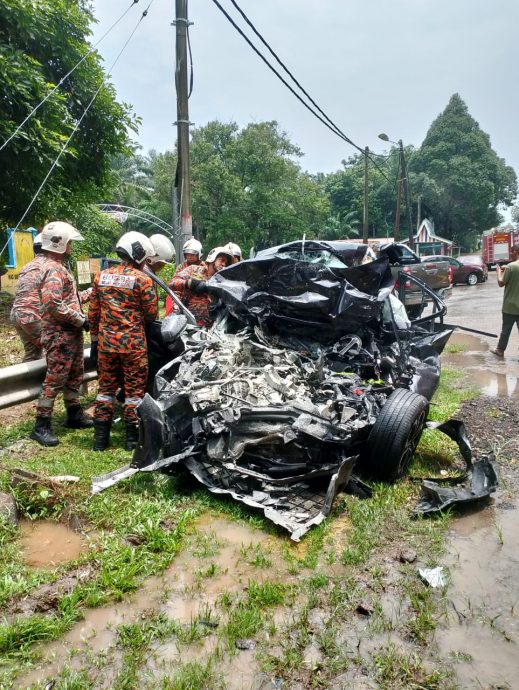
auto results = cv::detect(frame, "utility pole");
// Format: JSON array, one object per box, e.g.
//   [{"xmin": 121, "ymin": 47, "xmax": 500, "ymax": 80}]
[
  {"xmin": 394, "ymin": 178, "xmax": 402, "ymax": 242},
  {"xmin": 174, "ymin": 0, "xmax": 192, "ymax": 250},
  {"xmin": 363, "ymin": 146, "xmax": 369, "ymax": 244},
  {"xmin": 399, "ymin": 140, "xmax": 414, "ymax": 250},
  {"xmin": 416, "ymin": 194, "xmax": 422, "ymax": 233}
]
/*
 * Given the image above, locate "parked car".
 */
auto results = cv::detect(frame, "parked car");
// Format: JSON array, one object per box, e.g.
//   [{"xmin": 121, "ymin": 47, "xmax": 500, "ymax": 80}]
[{"xmin": 421, "ymin": 254, "xmax": 487, "ymax": 285}]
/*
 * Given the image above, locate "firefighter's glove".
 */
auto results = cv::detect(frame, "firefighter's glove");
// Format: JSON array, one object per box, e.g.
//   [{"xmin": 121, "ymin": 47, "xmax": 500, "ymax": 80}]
[
  {"xmin": 82, "ymin": 317, "xmax": 90, "ymax": 332},
  {"xmin": 89, "ymin": 341, "xmax": 98, "ymax": 369},
  {"xmin": 188, "ymin": 278, "xmax": 208, "ymax": 294}
]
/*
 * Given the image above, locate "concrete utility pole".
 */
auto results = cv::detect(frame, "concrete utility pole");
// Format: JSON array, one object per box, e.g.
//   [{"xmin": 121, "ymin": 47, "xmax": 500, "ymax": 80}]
[
  {"xmin": 394, "ymin": 179, "xmax": 402, "ymax": 243},
  {"xmin": 399, "ymin": 140, "xmax": 414, "ymax": 250},
  {"xmin": 363, "ymin": 146, "xmax": 369, "ymax": 244},
  {"xmin": 174, "ymin": 0, "xmax": 192, "ymax": 247}
]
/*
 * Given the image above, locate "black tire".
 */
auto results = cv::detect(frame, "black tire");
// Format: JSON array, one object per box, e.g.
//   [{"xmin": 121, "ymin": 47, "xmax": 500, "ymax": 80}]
[
  {"xmin": 466, "ymin": 272, "xmax": 478, "ymax": 286},
  {"xmin": 362, "ymin": 389, "xmax": 429, "ymax": 482}
]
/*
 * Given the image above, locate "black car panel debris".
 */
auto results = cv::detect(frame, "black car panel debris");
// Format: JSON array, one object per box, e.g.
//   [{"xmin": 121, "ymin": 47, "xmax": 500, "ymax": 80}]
[{"xmin": 92, "ymin": 240, "xmax": 498, "ymax": 539}]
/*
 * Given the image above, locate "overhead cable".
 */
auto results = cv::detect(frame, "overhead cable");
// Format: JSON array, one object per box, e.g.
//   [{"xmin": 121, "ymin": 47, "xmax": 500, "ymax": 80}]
[
  {"xmin": 209, "ymin": 0, "xmax": 364, "ymax": 154},
  {"xmin": 226, "ymin": 0, "xmax": 355, "ymax": 146},
  {"xmin": 0, "ymin": 0, "xmax": 141, "ymax": 154},
  {"xmin": 0, "ymin": 1, "xmax": 154, "ymax": 259},
  {"xmin": 213, "ymin": 0, "xmax": 392, "ymax": 183}
]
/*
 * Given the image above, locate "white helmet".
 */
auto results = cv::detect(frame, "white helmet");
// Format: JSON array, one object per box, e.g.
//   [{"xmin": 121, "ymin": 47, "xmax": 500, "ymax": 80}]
[
  {"xmin": 225, "ymin": 242, "xmax": 242, "ymax": 259},
  {"xmin": 41, "ymin": 221, "xmax": 84, "ymax": 253},
  {"xmin": 116, "ymin": 231, "xmax": 154, "ymax": 264},
  {"xmin": 149, "ymin": 234, "xmax": 176, "ymax": 264},
  {"xmin": 206, "ymin": 246, "xmax": 233, "ymax": 264},
  {"xmin": 182, "ymin": 238, "xmax": 203, "ymax": 257}
]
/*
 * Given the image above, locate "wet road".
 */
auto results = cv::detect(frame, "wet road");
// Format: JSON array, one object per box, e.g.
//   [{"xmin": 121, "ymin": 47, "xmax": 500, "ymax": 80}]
[
  {"xmin": 442, "ymin": 276, "xmax": 519, "ymax": 385},
  {"xmin": 436, "ymin": 276, "xmax": 519, "ymax": 689}
]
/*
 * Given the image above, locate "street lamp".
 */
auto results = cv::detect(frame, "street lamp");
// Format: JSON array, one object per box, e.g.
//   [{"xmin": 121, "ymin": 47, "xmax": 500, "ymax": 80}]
[{"xmin": 378, "ymin": 133, "xmax": 414, "ymax": 249}]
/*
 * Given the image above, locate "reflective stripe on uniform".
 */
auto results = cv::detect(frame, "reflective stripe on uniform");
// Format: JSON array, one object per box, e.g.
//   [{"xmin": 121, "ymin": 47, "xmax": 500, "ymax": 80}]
[
  {"xmin": 125, "ymin": 397, "xmax": 142, "ymax": 406},
  {"xmin": 96, "ymin": 394, "xmax": 116, "ymax": 403}
]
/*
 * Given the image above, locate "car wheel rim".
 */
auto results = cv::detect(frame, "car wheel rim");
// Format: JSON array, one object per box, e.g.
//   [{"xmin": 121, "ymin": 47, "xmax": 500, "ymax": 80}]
[
  {"xmin": 468, "ymin": 274, "xmax": 478, "ymax": 285},
  {"xmin": 398, "ymin": 409, "xmax": 427, "ymax": 475}
]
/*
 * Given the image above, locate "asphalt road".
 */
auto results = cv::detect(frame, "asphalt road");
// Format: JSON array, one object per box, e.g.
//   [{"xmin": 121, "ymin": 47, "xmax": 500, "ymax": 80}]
[{"xmin": 441, "ymin": 274, "xmax": 519, "ymax": 385}]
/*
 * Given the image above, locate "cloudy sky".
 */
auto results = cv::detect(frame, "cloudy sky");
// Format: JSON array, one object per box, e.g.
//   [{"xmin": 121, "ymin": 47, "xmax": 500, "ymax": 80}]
[{"xmin": 91, "ymin": 0, "xmax": 519, "ymax": 195}]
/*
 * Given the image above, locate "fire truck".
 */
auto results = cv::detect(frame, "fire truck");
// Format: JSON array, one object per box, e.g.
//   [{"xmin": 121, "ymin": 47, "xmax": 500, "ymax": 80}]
[{"xmin": 482, "ymin": 226, "xmax": 519, "ymax": 270}]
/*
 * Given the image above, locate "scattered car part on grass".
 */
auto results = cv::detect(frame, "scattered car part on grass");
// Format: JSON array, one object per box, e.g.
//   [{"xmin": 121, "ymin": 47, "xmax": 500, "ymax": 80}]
[
  {"xmin": 413, "ymin": 420, "xmax": 498, "ymax": 516},
  {"xmin": 92, "ymin": 243, "xmax": 497, "ymax": 539}
]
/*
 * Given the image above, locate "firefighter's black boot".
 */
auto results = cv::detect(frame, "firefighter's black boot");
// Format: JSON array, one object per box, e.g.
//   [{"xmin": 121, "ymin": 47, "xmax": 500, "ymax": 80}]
[
  {"xmin": 124, "ymin": 422, "xmax": 140, "ymax": 452},
  {"xmin": 64, "ymin": 405, "xmax": 94, "ymax": 429},
  {"xmin": 93, "ymin": 420, "xmax": 111, "ymax": 451},
  {"xmin": 30, "ymin": 416, "xmax": 59, "ymax": 447}
]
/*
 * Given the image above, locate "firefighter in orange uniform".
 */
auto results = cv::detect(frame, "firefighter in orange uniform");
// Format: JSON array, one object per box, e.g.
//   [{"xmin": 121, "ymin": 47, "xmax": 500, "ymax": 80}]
[
  {"xmin": 165, "ymin": 246, "xmax": 232, "ymax": 327},
  {"xmin": 10, "ymin": 233, "xmax": 45, "ymax": 361},
  {"xmin": 88, "ymin": 232, "xmax": 158, "ymax": 451},
  {"xmin": 30, "ymin": 222, "xmax": 92, "ymax": 447},
  {"xmin": 174, "ymin": 238, "xmax": 203, "ymax": 274}
]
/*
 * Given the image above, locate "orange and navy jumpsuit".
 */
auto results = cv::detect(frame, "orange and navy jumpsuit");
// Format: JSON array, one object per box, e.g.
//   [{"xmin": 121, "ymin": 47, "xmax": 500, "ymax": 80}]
[
  {"xmin": 89, "ymin": 262, "xmax": 158, "ymax": 424},
  {"xmin": 166, "ymin": 263, "xmax": 212, "ymax": 327},
  {"xmin": 10, "ymin": 254, "xmax": 46, "ymax": 361},
  {"xmin": 36, "ymin": 256, "xmax": 86, "ymax": 418}
]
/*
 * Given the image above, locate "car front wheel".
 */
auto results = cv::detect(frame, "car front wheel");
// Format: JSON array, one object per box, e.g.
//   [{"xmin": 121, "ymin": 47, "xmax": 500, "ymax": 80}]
[
  {"xmin": 466, "ymin": 272, "xmax": 478, "ymax": 286},
  {"xmin": 361, "ymin": 389, "xmax": 429, "ymax": 482}
]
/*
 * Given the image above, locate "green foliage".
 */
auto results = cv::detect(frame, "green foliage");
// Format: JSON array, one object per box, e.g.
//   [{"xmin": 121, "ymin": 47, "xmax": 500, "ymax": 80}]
[
  {"xmin": 411, "ymin": 94, "xmax": 517, "ymax": 249},
  {"xmin": 0, "ymin": 0, "xmax": 137, "ymax": 228},
  {"xmin": 324, "ymin": 147, "xmax": 411, "ymax": 240},
  {"xmin": 109, "ymin": 121, "xmax": 329, "ymax": 253},
  {"xmin": 191, "ymin": 120, "xmax": 329, "ymax": 251}
]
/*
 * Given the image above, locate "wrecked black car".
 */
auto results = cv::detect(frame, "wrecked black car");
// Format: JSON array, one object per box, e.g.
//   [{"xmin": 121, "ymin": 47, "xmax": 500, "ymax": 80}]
[{"xmin": 93, "ymin": 240, "xmax": 497, "ymax": 539}]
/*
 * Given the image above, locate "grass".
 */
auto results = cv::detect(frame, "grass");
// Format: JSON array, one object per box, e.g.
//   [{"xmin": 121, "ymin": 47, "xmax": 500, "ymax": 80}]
[
  {"xmin": 372, "ymin": 644, "xmax": 454, "ymax": 689},
  {"xmin": 443, "ymin": 343, "xmax": 466, "ymax": 354},
  {"xmin": 0, "ymin": 359, "xmax": 485, "ymax": 688}
]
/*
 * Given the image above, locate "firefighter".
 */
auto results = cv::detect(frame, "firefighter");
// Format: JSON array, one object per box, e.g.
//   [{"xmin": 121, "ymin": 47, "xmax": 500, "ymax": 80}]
[
  {"xmin": 10, "ymin": 233, "xmax": 45, "ymax": 361},
  {"xmin": 174, "ymin": 238, "xmax": 203, "ymax": 273},
  {"xmin": 30, "ymin": 222, "xmax": 92, "ymax": 447},
  {"xmin": 147, "ymin": 234, "xmax": 176, "ymax": 275},
  {"xmin": 165, "ymin": 246, "xmax": 232, "ymax": 327},
  {"xmin": 89, "ymin": 231, "xmax": 158, "ymax": 452},
  {"xmin": 225, "ymin": 242, "xmax": 243, "ymax": 264}
]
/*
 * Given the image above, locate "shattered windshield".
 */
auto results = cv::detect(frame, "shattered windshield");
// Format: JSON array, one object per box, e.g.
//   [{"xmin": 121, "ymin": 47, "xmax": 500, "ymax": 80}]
[{"xmin": 276, "ymin": 249, "xmax": 349, "ymax": 269}]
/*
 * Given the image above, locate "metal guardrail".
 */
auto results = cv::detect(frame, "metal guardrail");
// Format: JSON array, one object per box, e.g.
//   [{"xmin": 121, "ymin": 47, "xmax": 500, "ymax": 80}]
[{"xmin": 0, "ymin": 348, "xmax": 97, "ymax": 410}]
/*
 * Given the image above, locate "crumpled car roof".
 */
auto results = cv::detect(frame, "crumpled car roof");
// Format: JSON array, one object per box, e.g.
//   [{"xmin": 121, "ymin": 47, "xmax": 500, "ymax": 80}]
[{"xmin": 208, "ymin": 240, "xmax": 395, "ymax": 341}]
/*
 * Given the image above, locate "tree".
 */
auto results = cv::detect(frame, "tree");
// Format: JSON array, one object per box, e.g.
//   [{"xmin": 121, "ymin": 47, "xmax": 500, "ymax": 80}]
[
  {"xmin": 189, "ymin": 120, "xmax": 329, "ymax": 251},
  {"xmin": 0, "ymin": 0, "xmax": 137, "ymax": 231},
  {"xmin": 323, "ymin": 149, "xmax": 403, "ymax": 239},
  {"xmin": 411, "ymin": 94, "xmax": 517, "ymax": 248}
]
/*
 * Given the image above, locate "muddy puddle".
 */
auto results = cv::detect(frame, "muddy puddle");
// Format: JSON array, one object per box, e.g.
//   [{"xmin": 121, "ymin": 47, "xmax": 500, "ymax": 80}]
[
  {"xmin": 19, "ymin": 520, "xmax": 87, "ymax": 568},
  {"xmin": 436, "ymin": 505, "xmax": 519, "ymax": 688},
  {"xmin": 15, "ymin": 516, "xmax": 291, "ymax": 690},
  {"xmin": 437, "ymin": 330, "xmax": 519, "ymax": 687},
  {"xmin": 442, "ymin": 331, "xmax": 519, "ymax": 397}
]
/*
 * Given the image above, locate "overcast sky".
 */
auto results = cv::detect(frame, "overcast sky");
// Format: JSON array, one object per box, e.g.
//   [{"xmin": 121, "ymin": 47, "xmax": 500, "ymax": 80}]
[{"xmin": 91, "ymin": 0, "xmax": 519, "ymax": 204}]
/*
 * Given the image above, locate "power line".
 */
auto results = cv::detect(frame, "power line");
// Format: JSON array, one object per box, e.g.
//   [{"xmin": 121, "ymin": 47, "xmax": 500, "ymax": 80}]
[
  {"xmin": 226, "ymin": 0, "xmax": 356, "ymax": 147},
  {"xmin": 212, "ymin": 0, "xmax": 392, "ymax": 184},
  {"xmin": 0, "ymin": 1, "xmax": 154, "ymax": 259},
  {"xmin": 0, "ymin": 0, "xmax": 141, "ymax": 154},
  {"xmin": 209, "ymin": 0, "xmax": 364, "ymax": 155}
]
